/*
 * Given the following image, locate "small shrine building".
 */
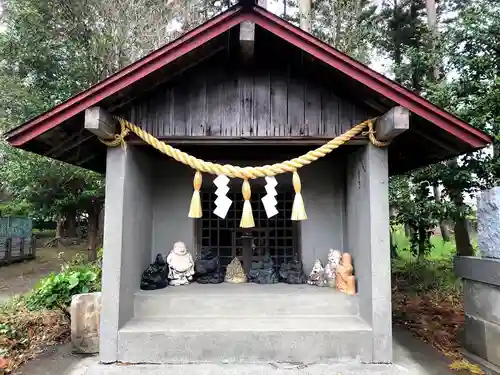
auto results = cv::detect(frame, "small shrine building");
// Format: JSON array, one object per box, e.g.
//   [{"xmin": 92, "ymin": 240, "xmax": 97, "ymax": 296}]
[{"xmin": 5, "ymin": 1, "xmax": 491, "ymax": 372}]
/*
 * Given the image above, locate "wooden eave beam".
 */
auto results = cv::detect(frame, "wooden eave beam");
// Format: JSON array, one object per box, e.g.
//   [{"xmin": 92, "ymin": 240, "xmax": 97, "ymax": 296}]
[
  {"xmin": 374, "ymin": 106, "xmax": 410, "ymax": 141},
  {"xmin": 84, "ymin": 107, "xmax": 117, "ymax": 140},
  {"xmin": 51, "ymin": 133, "xmax": 94, "ymax": 158},
  {"xmin": 411, "ymin": 127, "xmax": 458, "ymax": 153},
  {"xmin": 126, "ymin": 136, "xmax": 368, "ymax": 146}
]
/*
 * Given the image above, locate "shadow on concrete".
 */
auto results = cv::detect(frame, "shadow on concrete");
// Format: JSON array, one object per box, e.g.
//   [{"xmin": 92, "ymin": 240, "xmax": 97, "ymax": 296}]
[
  {"xmin": 13, "ymin": 343, "xmax": 97, "ymax": 375},
  {"xmin": 393, "ymin": 328, "xmax": 470, "ymax": 375}
]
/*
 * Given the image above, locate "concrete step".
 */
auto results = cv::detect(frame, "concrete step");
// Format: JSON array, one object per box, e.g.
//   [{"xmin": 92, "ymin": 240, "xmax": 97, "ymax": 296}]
[
  {"xmin": 117, "ymin": 316, "xmax": 373, "ymax": 364},
  {"xmin": 85, "ymin": 363, "xmax": 414, "ymax": 375},
  {"xmin": 134, "ymin": 283, "xmax": 359, "ymax": 317}
]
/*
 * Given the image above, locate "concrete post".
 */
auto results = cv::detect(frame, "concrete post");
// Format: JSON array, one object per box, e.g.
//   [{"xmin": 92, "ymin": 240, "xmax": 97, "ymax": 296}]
[
  {"xmin": 455, "ymin": 186, "xmax": 500, "ymax": 373},
  {"xmin": 99, "ymin": 146, "xmax": 153, "ymax": 363},
  {"xmin": 346, "ymin": 144, "xmax": 392, "ymax": 363}
]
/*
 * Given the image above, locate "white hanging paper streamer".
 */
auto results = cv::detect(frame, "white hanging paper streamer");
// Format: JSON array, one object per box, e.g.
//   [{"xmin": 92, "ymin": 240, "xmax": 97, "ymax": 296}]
[
  {"xmin": 213, "ymin": 175, "xmax": 232, "ymax": 219},
  {"xmin": 262, "ymin": 176, "xmax": 279, "ymax": 218}
]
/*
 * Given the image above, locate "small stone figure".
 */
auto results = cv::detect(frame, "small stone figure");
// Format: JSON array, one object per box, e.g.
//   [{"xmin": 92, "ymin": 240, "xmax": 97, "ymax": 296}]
[
  {"xmin": 248, "ymin": 252, "xmax": 279, "ymax": 284},
  {"xmin": 195, "ymin": 249, "xmax": 224, "ymax": 284},
  {"xmin": 279, "ymin": 254, "xmax": 306, "ymax": 284},
  {"xmin": 307, "ymin": 259, "xmax": 328, "ymax": 287},
  {"xmin": 166, "ymin": 241, "xmax": 195, "ymax": 286},
  {"xmin": 324, "ymin": 249, "xmax": 342, "ymax": 288},
  {"xmin": 336, "ymin": 252, "xmax": 356, "ymax": 295},
  {"xmin": 225, "ymin": 257, "xmax": 247, "ymax": 283},
  {"xmin": 140, "ymin": 254, "xmax": 169, "ymax": 290}
]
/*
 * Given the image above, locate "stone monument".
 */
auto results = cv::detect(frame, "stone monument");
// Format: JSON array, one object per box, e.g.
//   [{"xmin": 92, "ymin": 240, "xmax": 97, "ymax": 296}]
[
  {"xmin": 307, "ymin": 259, "xmax": 327, "ymax": 287},
  {"xmin": 478, "ymin": 187, "xmax": 500, "ymax": 259},
  {"xmin": 455, "ymin": 186, "xmax": 500, "ymax": 374},
  {"xmin": 140, "ymin": 254, "xmax": 169, "ymax": 290},
  {"xmin": 194, "ymin": 249, "xmax": 224, "ymax": 284},
  {"xmin": 225, "ymin": 257, "xmax": 247, "ymax": 283},
  {"xmin": 70, "ymin": 292, "xmax": 102, "ymax": 354},
  {"xmin": 248, "ymin": 251, "xmax": 279, "ymax": 284},
  {"xmin": 336, "ymin": 252, "xmax": 356, "ymax": 295},
  {"xmin": 166, "ymin": 241, "xmax": 195, "ymax": 286},
  {"xmin": 324, "ymin": 249, "xmax": 342, "ymax": 288},
  {"xmin": 279, "ymin": 254, "xmax": 306, "ymax": 284}
]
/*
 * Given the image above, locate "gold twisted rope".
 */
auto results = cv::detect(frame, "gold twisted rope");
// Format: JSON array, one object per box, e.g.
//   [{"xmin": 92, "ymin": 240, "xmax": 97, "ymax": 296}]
[{"xmin": 99, "ymin": 117, "xmax": 389, "ymax": 179}]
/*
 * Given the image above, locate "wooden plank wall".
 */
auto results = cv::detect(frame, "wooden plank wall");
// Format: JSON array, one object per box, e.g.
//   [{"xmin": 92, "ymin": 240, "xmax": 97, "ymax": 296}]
[{"xmin": 121, "ymin": 52, "xmax": 374, "ymax": 138}]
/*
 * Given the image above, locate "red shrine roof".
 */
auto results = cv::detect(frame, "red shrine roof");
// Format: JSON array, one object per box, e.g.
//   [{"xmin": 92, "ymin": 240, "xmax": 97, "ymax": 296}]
[{"xmin": 4, "ymin": 3, "xmax": 491, "ymax": 173}]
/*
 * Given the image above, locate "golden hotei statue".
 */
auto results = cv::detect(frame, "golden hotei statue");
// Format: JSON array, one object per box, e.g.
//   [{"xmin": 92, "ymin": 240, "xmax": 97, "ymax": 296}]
[{"xmin": 225, "ymin": 257, "xmax": 247, "ymax": 284}]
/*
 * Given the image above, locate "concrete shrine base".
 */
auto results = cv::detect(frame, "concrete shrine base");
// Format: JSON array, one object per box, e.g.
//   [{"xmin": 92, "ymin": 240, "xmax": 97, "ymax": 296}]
[
  {"xmin": 79, "ymin": 328, "xmax": 466, "ymax": 375},
  {"xmin": 84, "ymin": 363, "xmax": 421, "ymax": 375}
]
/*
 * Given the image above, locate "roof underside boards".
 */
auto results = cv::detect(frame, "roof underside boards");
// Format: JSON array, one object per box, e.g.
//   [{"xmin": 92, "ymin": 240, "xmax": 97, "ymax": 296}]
[{"xmin": 4, "ymin": 4, "xmax": 491, "ymax": 175}]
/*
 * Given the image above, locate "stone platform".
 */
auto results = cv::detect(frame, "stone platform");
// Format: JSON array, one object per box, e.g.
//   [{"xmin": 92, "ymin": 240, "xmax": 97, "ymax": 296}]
[{"xmin": 116, "ymin": 283, "xmax": 373, "ymax": 364}]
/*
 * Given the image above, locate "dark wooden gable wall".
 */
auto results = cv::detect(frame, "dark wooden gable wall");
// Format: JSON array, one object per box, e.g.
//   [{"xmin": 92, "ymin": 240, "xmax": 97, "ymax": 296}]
[{"xmin": 118, "ymin": 26, "xmax": 377, "ymax": 139}]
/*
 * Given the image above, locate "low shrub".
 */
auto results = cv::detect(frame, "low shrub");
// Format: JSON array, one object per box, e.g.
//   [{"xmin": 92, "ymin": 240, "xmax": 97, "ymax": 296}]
[
  {"xmin": 25, "ymin": 249, "xmax": 103, "ymax": 312},
  {"xmin": 392, "ymin": 256, "xmax": 461, "ymax": 294},
  {"xmin": 32, "ymin": 229, "xmax": 56, "ymax": 239}
]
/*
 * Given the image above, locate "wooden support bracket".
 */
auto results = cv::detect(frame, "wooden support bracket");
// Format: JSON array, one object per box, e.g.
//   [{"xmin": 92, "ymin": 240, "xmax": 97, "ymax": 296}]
[
  {"xmin": 375, "ymin": 106, "xmax": 410, "ymax": 141},
  {"xmin": 84, "ymin": 107, "xmax": 117, "ymax": 140}
]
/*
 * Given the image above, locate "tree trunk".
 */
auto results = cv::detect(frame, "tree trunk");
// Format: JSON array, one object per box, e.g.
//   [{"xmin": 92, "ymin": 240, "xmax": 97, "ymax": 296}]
[
  {"xmin": 97, "ymin": 207, "xmax": 105, "ymax": 244},
  {"xmin": 446, "ymin": 159, "xmax": 474, "ymax": 256},
  {"xmin": 390, "ymin": 229, "xmax": 398, "ymax": 259},
  {"xmin": 404, "ymin": 223, "xmax": 412, "ymax": 238},
  {"xmin": 299, "ymin": 0, "xmax": 312, "ymax": 32},
  {"xmin": 433, "ymin": 184, "xmax": 451, "ymax": 242},
  {"xmin": 417, "ymin": 226, "xmax": 427, "ymax": 260},
  {"xmin": 454, "ymin": 217, "xmax": 474, "ymax": 256},
  {"xmin": 426, "ymin": 0, "xmax": 440, "ymax": 80},
  {"xmin": 55, "ymin": 216, "xmax": 64, "ymax": 248},
  {"xmin": 392, "ymin": 0, "xmax": 403, "ymax": 84},
  {"xmin": 87, "ymin": 202, "xmax": 102, "ymax": 262},
  {"xmin": 64, "ymin": 210, "xmax": 77, "ymax": 238},
  {"xmin": 450, "ymin": 190, "xmax": 473, "ymax": 256}
]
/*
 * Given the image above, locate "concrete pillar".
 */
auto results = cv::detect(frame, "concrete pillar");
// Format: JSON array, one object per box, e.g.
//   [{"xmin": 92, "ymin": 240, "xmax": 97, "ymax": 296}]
[
  {"xmin": 455, "ymin": 186, "xmax": 500, "ymax": 373},
  {"xmin": 99, "ymin": 146, "xmax": 153, "ymax": 363},
  {"xmin": 300, "ymin": 158, "xmax": 345, "ymax": 273},
  {"xmin": 151, "ymin": 160, "xmax": 197, "ymax": 259},
  {"xmin": 346, "ymin": 144, "xmax": 392, "ymax": 363}
]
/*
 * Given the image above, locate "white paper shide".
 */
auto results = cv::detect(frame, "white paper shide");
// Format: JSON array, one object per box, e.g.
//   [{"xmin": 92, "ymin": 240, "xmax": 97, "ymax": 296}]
[
  {"xmin": 262, "ymin": 176, "xmax": 279, "ymax": 218},
  {"xmin": 213, "ymin": 174, "xmax": 232, "ymax": 219}
]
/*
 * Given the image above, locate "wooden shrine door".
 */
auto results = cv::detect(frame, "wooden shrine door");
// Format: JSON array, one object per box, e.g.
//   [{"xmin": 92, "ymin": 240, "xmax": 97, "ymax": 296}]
[{"xmin": 198, "ymin": 188, "xmax": 300, "ymax": 271}]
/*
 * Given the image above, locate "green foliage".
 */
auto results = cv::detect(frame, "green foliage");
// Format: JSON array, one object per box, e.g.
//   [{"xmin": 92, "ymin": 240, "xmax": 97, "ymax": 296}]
[
  {"xmin": 25, "ymin": 250, "xmax": 103, "ymax": 311},
  {"xmin": 389, "ymin": 174, "xmax": 451, "ymax": 257},
  {"xmin": 393, "ymin": 258, "xmax": 461, "ymax": 293},
  {"xmin": 310, "ymin": 0, "xmax": 378, "ymax": 64},
  {"xmin": 25, "ymin": 265, "xmax": 101, "ymax": 311},
  {"xmin": 32, "ymin": 229, "xmax": 57, "ymax": 239},
  {"xmin": 392, "ymin": 231, "xmax": 461, "ymax": 293}
]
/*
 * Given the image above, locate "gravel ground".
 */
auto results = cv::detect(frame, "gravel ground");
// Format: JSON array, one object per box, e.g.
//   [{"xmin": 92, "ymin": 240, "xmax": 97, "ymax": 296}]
[{"xmin": 0, "ymin": 246, "xmax": 86, "ymax": 303}]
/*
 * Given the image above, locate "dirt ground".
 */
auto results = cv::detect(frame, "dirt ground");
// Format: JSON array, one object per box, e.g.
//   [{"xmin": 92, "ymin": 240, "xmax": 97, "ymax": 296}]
[{"xmin": 0, "ymin": 246, "xmax": 87, "ymax": 303}]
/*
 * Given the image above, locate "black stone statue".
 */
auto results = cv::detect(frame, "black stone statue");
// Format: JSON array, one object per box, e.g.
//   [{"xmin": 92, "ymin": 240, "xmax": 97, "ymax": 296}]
[
  {"xmin": 279, "ymin": 255, "xmax": 306, "ymax": 284},
  {"xmin": 140, "ymin": 254, "xmax": 169, "ymax": 290},
  {"xmin": 248, "ymin": 252, "xmax": 279, "ymax": 284},
  {"xmin": 194, "ymin": 249, "xmax": 224, "ymax": 284}
]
